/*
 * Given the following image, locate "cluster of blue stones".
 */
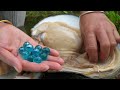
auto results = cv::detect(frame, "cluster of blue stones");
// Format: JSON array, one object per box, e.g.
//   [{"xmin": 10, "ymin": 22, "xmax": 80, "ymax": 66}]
[{"xmin": 18, "ymin": 42, "xmax": 50, "ymax": 63}]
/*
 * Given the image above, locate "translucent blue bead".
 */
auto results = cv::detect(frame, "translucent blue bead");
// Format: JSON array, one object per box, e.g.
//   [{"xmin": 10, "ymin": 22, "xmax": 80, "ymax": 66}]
[
  {"xmin": 35, "ymin": 45, "xmax": 42, "ymax": 50},
  {"xmin": 18, "ymin": 42, "xmax": 50, "ymax": 63},
  {"xmin": 33, "ymin": 57, "xmax": 42, "ymax": 63},
  {"xmin": 42, "ymin": 47, "xmax": 50, "ymax": 55},
  {"xmin": 40, "ymin": 53, "xmax": 48, "ymax": 60},
  {"xmin": 20, "ymin": 51, "xmax": 29, "ymax": 60},
  {"xmin": 27, "ymin": 55, "xmax": 34, "ymax": 62},
  {"xmin": 31, "ymin": 48, "xmax": 40, "ymax": 56},
  {"xmin": 23, "ymin": 42, "xmax": 31, "ymax": 47},
  {"xmin": 24, "ymin": 44, "xmax": 34, "ymax": 53},
  {"xmin": 35, "ymin": 45, "xmax": 42, "ymax": 54},
  {"xmin": 18, "ymin": 47, "xmax": 25, "ymax": 54}
]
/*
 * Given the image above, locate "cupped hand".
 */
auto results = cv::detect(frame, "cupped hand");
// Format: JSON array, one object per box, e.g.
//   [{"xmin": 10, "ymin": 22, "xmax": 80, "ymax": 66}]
[
  {"xmin": 0, "ymin": 22, "xmax": 64, "ymax": 73},
  {"xmin": 80, "ymin": 12, "xmax": 120, "ymax": 63}
]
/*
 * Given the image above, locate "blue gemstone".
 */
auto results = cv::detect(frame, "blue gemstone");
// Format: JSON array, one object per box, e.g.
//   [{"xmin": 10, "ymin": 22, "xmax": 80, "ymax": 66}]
[
  {"xmin": 40, "ymin": 53, "xmax": 48, "ymax": 60},
  {"xmin": 18, "ymin": 47, "xmax": 25, "ymax": 54},
  {"xmin": 19, "ymin": 42, "xmax": 50, "ymax": 63},
  {"xmin": 33, "ymin": 57, "xmax": 42, "ymax": 63},
  {"xmin": 27, "ymin": 55, "xmax": 34, "ymax": 62},
  {"xmin": 23, "ymin": 42, "xmax": 31, "ymax": 47},
  {"xmin": 31, "ymin": 48, "xmax": 40, "ymax": 56},
  {"xmin": 35, "ymin": 45, "xmax": 42, "ymax": 50},
  {"xmin": 35, "ymin": 45, "xmax": 42, "ymax": 54},
  {"xmin": 42, "ymin": 47, "xmax": 50, "ymax": 55},
  {"xmin": 24, "ymin": 44, "xmax": 34, "ymax": 53},
  {"xmin": 20, "ymin": 51, "xmax": 29, "ymax": 60}
]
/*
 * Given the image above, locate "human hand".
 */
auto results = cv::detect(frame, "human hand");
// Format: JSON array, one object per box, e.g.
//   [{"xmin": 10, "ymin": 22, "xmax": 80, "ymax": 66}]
[
  {"xmin": 80, "ymin": 12, "xmax": 120, "ymax": 63},
  {"xmin": 0, "ymin": 22, "xmax": 64, "ymax": 73}
]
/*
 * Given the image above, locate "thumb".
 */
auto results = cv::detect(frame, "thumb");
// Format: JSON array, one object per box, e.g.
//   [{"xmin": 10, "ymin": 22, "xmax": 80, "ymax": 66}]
[{"xmin": 0, "ymin": 47, "xmax": 22, "ymax": 73}]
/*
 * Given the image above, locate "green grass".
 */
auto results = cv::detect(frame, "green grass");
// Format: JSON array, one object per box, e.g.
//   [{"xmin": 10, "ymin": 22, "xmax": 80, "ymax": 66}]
[
  {"xmin": 24, "ymin": 11, "xmax": 120, "ymax": 36},
  {"xmin": 24, "ymin": 11, "xmax": 79, "ymax": 30},
  {"xmin": 105, "ymin": 11, "xmax": 120, "ymax": 33}
]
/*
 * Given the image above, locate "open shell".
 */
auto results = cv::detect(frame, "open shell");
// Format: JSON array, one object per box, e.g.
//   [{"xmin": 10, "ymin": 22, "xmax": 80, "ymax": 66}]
[{"xmin": 31, "ymin": 15, "xmax": 120, "ymax": 79}]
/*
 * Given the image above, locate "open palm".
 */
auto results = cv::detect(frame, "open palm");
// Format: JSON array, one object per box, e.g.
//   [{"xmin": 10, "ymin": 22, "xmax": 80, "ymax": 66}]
[{"xmin": 0, "ymin": 23, "xmax": 64, "ymax": 73}]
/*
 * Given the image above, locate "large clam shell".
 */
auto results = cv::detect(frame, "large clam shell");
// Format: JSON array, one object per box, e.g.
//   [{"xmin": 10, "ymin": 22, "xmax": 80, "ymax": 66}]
[{"xmin": 31, "ymin": 15, "xmax": 120, "ymax": 79}]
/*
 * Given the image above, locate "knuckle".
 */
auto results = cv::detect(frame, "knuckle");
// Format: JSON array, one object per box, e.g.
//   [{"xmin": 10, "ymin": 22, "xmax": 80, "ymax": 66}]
[
  {"xmin": 54, "ymin": 57, "xmax": 60, "ymax": 61},
  {"xmin": 86, "ymin": 46, "xmax": 97, "ymax": 52},
  {"xmin": 95, "ymin": 27, "xmax": 104, "ymax": 34},
  {"xmin": 85, "ymin": 29, "xmax": 93, "ymax": 34},
  {"xmin": 101, "ymin": 42, "xmax": 110, "ymax": 48},
  {"xmin": 106, "ymin": 29, "xmax": 112, "ymax": 33},
  {"xmin": 84, "ymin": 26, "xmax": 95, "ymax": 33},
  {"xmin": 99, "ymin": 22, "xmax": 104, "ymax": 26},
  {"xmin": 97, "ymin": 23, "xmax": 104, "ymax": 30},
  {"xmin": 111, "ymin": 42, "xmax": 117, "ymax": 47}
]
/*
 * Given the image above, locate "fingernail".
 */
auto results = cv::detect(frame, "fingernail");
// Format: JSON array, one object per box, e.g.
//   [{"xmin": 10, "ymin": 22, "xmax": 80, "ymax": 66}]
[
  {"xmin": 58, "ymin": 58, "xmax": 64, "ymax": 65},
  {"xmin": 14, "ymin": 66, "xmax": 21, "ymax": 73},
  {"xmin": 54, "ymin": 50, "xmax": 60, "ymax": 55}
]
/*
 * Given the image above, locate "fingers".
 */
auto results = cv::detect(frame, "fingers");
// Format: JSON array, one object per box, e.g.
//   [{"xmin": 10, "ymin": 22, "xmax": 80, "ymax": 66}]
[
  {"xmin": 0, "ymin": 47, "xmax": 22, "ymax": 72},
  {"xmin": 47, "ymin": 55, "xmax": 64, "ymax": 65},
  {"xmin": 96, "ymin": 29, "xmax": 110, "ymax": 62},
  {"xmin": 84, "ymin": 32, "xmax": 98, "ymax": 63},
  {"xmin": 21, "ymin": 60, "xmax": 49, "ymax": 72},
  {"xmin": 49, "ymin": 48, "xmax": 60, "ymax": 57},
  {"xmin": 42, "ymin": 61, "xmax": 62, "ymax": 71},
  {"xmin": 18, "ymin": 53, "xmax": 62, "ymax": 72},
  {"xmin": 107, "ymin": 30, "xmax": 117, "ymax": 55},
  {"xmin": 21, "ymin": 59, "xmax": 62, "ymax": 72}
]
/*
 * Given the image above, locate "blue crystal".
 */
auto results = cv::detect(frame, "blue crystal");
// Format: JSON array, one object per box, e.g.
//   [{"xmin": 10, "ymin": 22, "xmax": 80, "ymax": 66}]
[
  {"xmin": 35, "ymin": 45, "xmax": 42, "ymax": 54},
  {"xmin": 20, "ymin": 51, "xmax": 29, "ymax": 60},
  {"xmin": 42, "ymin": 47, "xmax": 50, "ymax": 55},
  {"xmin": 18, "ymin": 42, "xmax": 50, "ymax": 63},
  {"xmin": 35, "ymin": 45, "xmax": 42, "ymax": 50},
  {"xmin": 40, "ymin": 53, "xmax": 48, "ymax": 60},
  {"xmin": 18, "ymin": 47, "xmax": 25, "ymax": 54},
  {"xmin": 23, "ymin": 42, "xmax": 31, "ymax": 47},
  {"xmin": 33, "ymin": 57, "xmax": 42, "ymax": 63},
  {"xmin": 31, "ymin": 48, "xmax": 40, "ymax": 56},
  {"xmin": 24, "ymin": 44, "xmax": 34, "ymax": 53},
  {"xmin": 27, "ymin": 55, "xmax": 34, "ymax": 62}
]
